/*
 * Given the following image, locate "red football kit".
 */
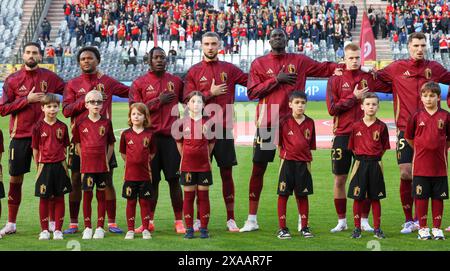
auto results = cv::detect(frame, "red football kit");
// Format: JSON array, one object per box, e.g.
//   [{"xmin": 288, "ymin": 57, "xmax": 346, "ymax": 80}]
[
  {"xmin": 326, "ymin": 68, "xmax": 391, "ymax": 135},
  {"xmin": 247, "ymin": 52, "xmax": 339, "ymax": 128},
  {"xmin": 0, "ymin": 67, "xmax": 65, "ymax": 138},
  {"xmin": 129, "ymin": 71, "xmax": 183, "ymax": 136},
  {"xmin": 405, "ymin": 109, "xmax": 450, "ymax": 177},
  {"xmin": 183, "ymin": 60, "xmax": 248, "ymax": 128},
  {"xmin": 62, "ymin": 72, "xmax": 129, "ymax": 126},
  {"xmin": 278, "ymin": 115, "xmax": 316, "ymax": 162},
  {"xmin": 72, "ymin": 116, "xmax": 116, "ymax": 173},
  {"xmin": 176, "ymin": 117, "xmax": 215, "ymax": 172},
  {"xmin": 32, "ymin": 119, "xmax": 70, "ymax": 163},
  {"xmin": 348, "ymin": 119, "xmax": 390, "ymax": 157},
  {"xmin": 119, "ymin": 128, "xmax": 156, "ymax": 181},
  {"xmin": 377, "ymin": 59, "xmax": 450, "ymax": 131}
]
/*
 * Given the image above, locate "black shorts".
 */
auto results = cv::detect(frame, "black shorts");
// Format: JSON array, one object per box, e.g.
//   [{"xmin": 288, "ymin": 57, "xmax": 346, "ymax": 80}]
[
  {"xmin": 122, "ymin": 181, "xmax": 152, "ymax": 199},
  {"xmin": 347, "ymin": 157, "xmax": 386, "ymax": 200},
  {"xmin": 151, "ymin": 134, "xmax": 181, "ymax": 182},
  {"xmin": 9, "ymin": 138, "xmax": 33, "ymax": 176},
  {"xmin": 82, "ymin": 173, "xmax": 108, "ymax": 191},
  {"xmin": 413, "ymin": 176, "xmax": 449, "ymax": 200},
  {"xmin": 68, "ymin": 142, "xmax": 118, "ymax": 172},
  {"xmin": 278, "ymin": 160, "xmax": 313, "ymax": 196},
  {"xmin": 180, "ymin": 171, "xmax": 213, "ymax": 186},
  {"xmin": 396, "ymin": 131, "xmax": 413, "ymax": 164},
  {"xmin": 35, "ymin": 162, "xmax": 72, "ymax": 198},
  {"xmin": 211, "ymin": 129, "xmax": 237, "ymax": 168},
  {"xmin": 252, "ymin": 127, "xmax": 277, "ymax": 163},
  {"xmin": 331, "ymin": 135, "xmax": 353, "ymax": 175}
]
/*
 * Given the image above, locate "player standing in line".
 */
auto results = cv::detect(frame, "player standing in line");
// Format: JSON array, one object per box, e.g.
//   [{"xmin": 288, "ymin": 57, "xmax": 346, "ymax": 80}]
[
  {"xmin": 32, "ymin": 94, "xmax": 72, "ymax": 240},
  {"xmin": 347, "ymin": 93, "xmax": 390, "ymax": 239},
  {"xmin": 183, "ymin": 32, "xmax": 247, "ymax": 232},
  {"xmin": 240, "ymin": 28, "xmax": 341, "ymax": 232},
  {"xmin": 326, "ymin": 43, "xmax": 391, "ymax": 233},
  {"xmin": 175, "ymin": 91, "xmax": 215, "ymax": 239},
  {"xmin": 276, "ymin": 91, "xmax": 316, "ymax": 239},
  {"xmin": 0, "ymin": 42, "xmax": 65, "ymax": 235},
  {"xmin": 0, "ymin": 130, "xmax": 4, "ymax": 239},
  {"xmin": 72, "ymin": 90, "xmax": 115, "ymax": 239},
  {"xmin": 129, "ymin": 47, "xmax": 185, "ymax": 234},
  {"xmin": 62, "ymin": 46, "xmax": 129, "ymax": 234},
  {"xmin": 376, "ymin": 32, "xmax": 450, "ymax": 234},
  {"xmin": 446, "ymin": 85, "xmax": 450, "ymax": 233},
  {"xmin": 120, "ymin": 103, "xmax": 155, "ymax": 240},
  {"xmin": 405, "ymin": 82, "xmax": 449, "ymax": 240}
]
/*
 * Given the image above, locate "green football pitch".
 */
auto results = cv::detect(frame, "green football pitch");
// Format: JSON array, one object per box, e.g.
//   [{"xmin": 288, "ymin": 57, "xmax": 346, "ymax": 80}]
[{"xmin": 0, "ymin": 101, "xmax": 449, "ymax": 251}]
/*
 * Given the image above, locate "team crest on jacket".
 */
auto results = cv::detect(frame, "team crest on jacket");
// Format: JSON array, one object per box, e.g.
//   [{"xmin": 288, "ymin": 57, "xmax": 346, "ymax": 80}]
[
  {"xmin": 438, "ymin": 119, "xmax": 444, "ymax": 129},
  {"xmin": 40, "ymin": 81, "xmax": 48, "ymax": 93},
  {"xmin": 56, "ymin": 128, "xmax": 63, "ymax": 140},
  {"xmin": 143, "ymin": 137, "xmax": 150, "ymax": 147},
  {"xmin": 287, "ymin": 64, "xmax": 296, "ymax": 74},
  {"xmin": 373, "ymin": 130, "xmax": 380, "ymax": 141},
  {"xmin": 220, "ymin": 72, "xmax": 228, "ymax": 83},
  {"xmin": 425, "ymin": 68, "xmax": 432, "ymax": 79},
  {"xmin": 167, "ymin": 81, "xmax": 174, "ymax": 92},
  {"xmin": 304, "ymin": 128, "xmax": 311, "ymax": 140},
  {"xmin": 99, "ymin": 125, "xmax": 106, "ymax": 136},
  {"xmin": 360, "ymin": 79, "xmax": 368, "ymax": 89}
]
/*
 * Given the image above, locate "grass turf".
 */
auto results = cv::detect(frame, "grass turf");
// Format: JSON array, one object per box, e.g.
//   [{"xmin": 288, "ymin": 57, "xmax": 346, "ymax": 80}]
[{"xmin": 0, "ymin": 101, "xmax": 449, "ymax": 251}]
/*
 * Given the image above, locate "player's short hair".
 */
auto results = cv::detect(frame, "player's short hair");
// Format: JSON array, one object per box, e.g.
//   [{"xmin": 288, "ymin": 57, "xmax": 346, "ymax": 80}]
[
  {"xmin": 128, "ymin": 102, "xmax": 151, "ymax": 128},
  {"xmin": 202, "ymin": 31, "xmax": 221, "ymax": 42},
  {"xmin": 85, "ymin": 90, "xmax": 103, "ymax": 103},
  {"xmin": 148, "ymin": 46, "xmax": 165, "ymax": 63},
  {"xmin": 185, "ymin": 91, "xmax": 206, "ymax": 104},
  {"xmin": 361, "ymin": 92, "xmax": 379, "ymax": 103},
  {"xmin": 408, "ymin": 32, "xmax": 426, "ymax": 44},
  {"xmin": 270, "ymin": 28, "xmax": 288, "ymax": 39},
  {"xmin": 41, "ymin": 93, "xmax": 60, "ymax": 106},
  {"xmin": 23, "ymin": 42, "xmax": 41, "ymax": 54},
  {"xmin": 420, "ymin": 81, "xmax": 441, "ymax": 96},
  {"xmin": 77, "ymin": 46, "xmax": 101, "ymax": 63},
  {"xmin": 344, "ymin": 43, "xmax": 360, "ymax": 52},
  {"xmin": 289, "ymin": 90, "xmax": 308, "ymax": 102}
]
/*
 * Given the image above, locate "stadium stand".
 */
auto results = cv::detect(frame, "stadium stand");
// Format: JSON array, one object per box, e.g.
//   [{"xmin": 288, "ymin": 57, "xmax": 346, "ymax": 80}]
[{"xmin": 0, "ymin": 0, "xmax": 23, "ymax": 63}]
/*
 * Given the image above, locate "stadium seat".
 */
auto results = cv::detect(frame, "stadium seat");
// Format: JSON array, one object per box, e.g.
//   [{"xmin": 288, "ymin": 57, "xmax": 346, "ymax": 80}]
[
  {"xmin": 248, "ymin": 39, "xmax": 256, "ymax": 57},
  {"xmin": 263, "ymin": 39, "xmax": 270, "ymax": 54},
  {"xmin": 256, "ymin": 40, "xmax": 264, "ymax": 56},
  {"xmin": 240, "ymin": 43, "xmax": 248, "ymax": 58},
  {"xmin": 193, "ymin": 49, "xmax": 201, "ymax": 57},
  {"xmin": 162, "ymin": 40, "xmax": 170, "ymax": 52},
  {"xmin": 232, "ymin": 54, "xmax": 240, "ymax": 67},
  {"xmin": 224, "ymin": 54, "xmax": 232, "ymax": 63}
]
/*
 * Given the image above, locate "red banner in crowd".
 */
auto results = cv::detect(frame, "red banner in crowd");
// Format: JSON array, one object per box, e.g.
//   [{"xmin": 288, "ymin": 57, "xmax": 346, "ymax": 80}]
[{"xmin": 359, "ymin": 11, "xmax": 376, "ymax": 65}]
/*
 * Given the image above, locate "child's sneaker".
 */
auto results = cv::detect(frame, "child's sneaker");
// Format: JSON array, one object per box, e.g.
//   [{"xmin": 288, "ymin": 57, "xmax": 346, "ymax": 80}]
[
  {"xmin": 93, "ymin": 227, "xmax": 105, "ymax": 239},
  {"xmin": 373, "ymin": 228, "xmax": 385, "ymax": 239},
  {"xmin": 401, "ymin": 220, "xmax": 419, "ymax": 234},
  {"xmin": 0, "ymin": 222, "xmax": 16, "ymax": 235},
  {"xmin": 277, "ymin": 228, "xmax": 291, "ymax": 239},
  {"xmin": 108, "ymin": 223, "xmax": 123, "ymax": 234},
  {"xmin": 330, "ymin": 219, "xmax": 348, "ymax": 233},
  {"xmin": 239, "ymin": 220, "xmax": 259, "ymax": 232},
  {"xmin": 193, "ymin": 219, "xmax": 201, "ymax": 232},
  {"xmin": 184, "ymin": 228, "xmax": 195, "ymax": 239},
  {"xmin": 53, "ymin": 230, "xmax": 64, "ymax": 240},
  {"xmin": 351, "ymin": 228, "xmax": 362, "ymax": 239},
  {"xmin": 361, "ymin": 218, "xmax": 374, "ymax": 232},
  {"xmin": 142, "ymin": 229, "xmax": 152, "ymax": 240},
  {"xmin": 174, "ymin": 220, "xmax": 186, "ymax": 234},
  {"xmin": 124, "ymin": 230, "xmax": 135, "ymax": 240},
  {"xmin": 226, "ymin": 219, "xmax": 240, "ymax": 232},
  {"xmin": 417, "ymin": 228, "xmax": 432, "ymax": 240},
  {"xmin": 38, "ymin": 230, "xmax": 50, "ymax": 240},
  {"xmin": 432, "ymin": 228, "xmax": 445, "ymax": 240},
  {"xmin": 300, "ymin": 227, "xmax": 314, "ymax": 238},
  {"xmin": 48, "ymin": 221, "xmax": 56, "ymax": 233},
  {"xmin": 445, "ymin": 226, "xmax": 450, "ymax": 232},
  {"xmin": 63, "ymin": 223, "xmax": 79, "ymax": 234},
  {"xmin": 82, "ymin": 227, "xmax": 93, "ymax": 240},
  {"xmin": 199, "ymin": 228, "xmax": 210, "ymax": 239}
]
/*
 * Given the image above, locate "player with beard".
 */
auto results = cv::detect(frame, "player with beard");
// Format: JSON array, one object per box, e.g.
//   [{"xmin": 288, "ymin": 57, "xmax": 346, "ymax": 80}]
[
  {"xmin": 129, "ymin": 47, "xmax": 186, "ymax": 234},
  {"xmin": 376, "ymin": 32, "xmax": 450, "ymax": 234},
  {"xmin": 62, "ymin": 47, "xmax": 129, "ymax": 235},
  {"xmin": 184, "ymin": 32, "xmax": 248, "ymax": 232},
  {"xmin": 0, "ymin": 42, "xmax": 65, "ymax": 236},
  {"xmin": 240, "ymin": 28, "xmax": 341, "ymax": 232}
]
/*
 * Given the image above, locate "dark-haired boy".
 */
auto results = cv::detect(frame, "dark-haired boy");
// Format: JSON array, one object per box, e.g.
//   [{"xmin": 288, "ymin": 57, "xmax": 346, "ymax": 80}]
[{"xmin": 276, "ymin": 91, "xmax": 316, "ymax": 239}]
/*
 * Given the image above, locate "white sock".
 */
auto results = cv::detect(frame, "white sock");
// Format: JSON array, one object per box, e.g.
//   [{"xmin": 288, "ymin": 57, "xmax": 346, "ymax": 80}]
[
  {"xmin": 7, "ymin": 222, "xmax": 16, "ymax": 227},
  {"xmin": 248, "ymin": 215, "xmax": 257, "ymax": 222},
  {"xmin": 338, "ymin": 218, "xmax": 347, "ymax": 224},
  {"xmin": 298, "ymin": 214, "xmax": 302, "ymax": 222},
  {"xmin": 361, "ymin": 218, "xmax": 369, "ymax": 224}
]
